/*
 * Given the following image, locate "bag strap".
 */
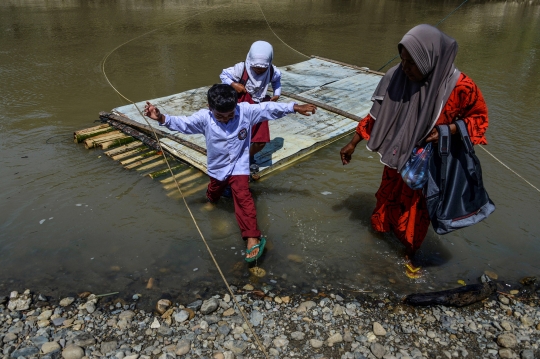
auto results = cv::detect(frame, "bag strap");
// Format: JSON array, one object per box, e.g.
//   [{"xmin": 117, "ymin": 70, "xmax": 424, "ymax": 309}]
[
  {"xmin": 455, "ymin": 119, "xmax": 483, "ymax": 185},
  {"xmin": 239, "ymin": 63, "xmax": 249, "ymax": 86},
  {"xmin": 436, "ymin": 124, "xmax": 451, "ymax": 199}
]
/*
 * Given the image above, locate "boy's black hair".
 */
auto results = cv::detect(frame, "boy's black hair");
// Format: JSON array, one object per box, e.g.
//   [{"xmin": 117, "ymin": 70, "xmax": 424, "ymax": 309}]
[{"xmin": 207, "ymin": 84, "xmax": 238, "ymax": 112}]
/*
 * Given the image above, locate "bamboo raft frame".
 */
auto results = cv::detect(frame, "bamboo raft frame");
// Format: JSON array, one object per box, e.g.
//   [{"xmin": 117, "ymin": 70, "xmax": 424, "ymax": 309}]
[{"xmin": 76, "ymin": 56, "xmax": 382, "ymax": 199}]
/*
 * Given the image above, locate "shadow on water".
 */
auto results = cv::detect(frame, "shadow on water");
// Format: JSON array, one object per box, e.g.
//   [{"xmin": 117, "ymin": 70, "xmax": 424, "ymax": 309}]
[{"xmin": 332, "ymin": 191, "xmax": 453, "ymax": 270}]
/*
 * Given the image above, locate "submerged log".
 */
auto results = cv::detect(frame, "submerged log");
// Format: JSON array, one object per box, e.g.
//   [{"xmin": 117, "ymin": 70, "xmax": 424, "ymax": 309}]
[
  {"xmin": 404, "ymin": 281, "xmax": 497, "ymax": 307},
  {"xmin": 104, "ymin": 118, "xmax": 161, "ymax": 151}
]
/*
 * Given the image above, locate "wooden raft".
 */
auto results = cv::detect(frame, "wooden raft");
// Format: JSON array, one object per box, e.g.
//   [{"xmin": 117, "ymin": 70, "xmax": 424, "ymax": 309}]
[{"xmin": 74, "ymin": 123, "xmax": 208, "ymax": 199}]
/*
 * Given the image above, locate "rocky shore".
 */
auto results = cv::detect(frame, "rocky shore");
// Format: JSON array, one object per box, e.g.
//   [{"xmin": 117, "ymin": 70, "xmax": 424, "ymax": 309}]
[{"xmin": 1, "ymin": 282, "xmax": 539, "ymax": 359}]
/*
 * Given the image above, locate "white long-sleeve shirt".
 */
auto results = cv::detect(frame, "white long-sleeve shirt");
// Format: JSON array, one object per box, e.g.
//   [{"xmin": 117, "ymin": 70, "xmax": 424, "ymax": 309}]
[
  {"xmin": 161, "ymin": 101, "xmax": 295, "ymax": 181},
  {"xmin": 220, "ymin": 62, "xmax": 282, "ymax": 101}
]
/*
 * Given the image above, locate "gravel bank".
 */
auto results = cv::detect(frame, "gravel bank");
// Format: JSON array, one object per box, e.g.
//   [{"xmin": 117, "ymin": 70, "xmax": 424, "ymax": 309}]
[{"xmin": 1, "ymin": 283, "xmax": 539, "ymax": 359}]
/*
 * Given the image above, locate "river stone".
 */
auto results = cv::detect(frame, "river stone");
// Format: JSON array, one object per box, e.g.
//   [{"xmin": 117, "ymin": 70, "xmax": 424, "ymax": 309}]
[
  {"xmin": 520, "ymin": 316, "xmax": 533, "ymax": 327},
  {"xmin": 41, "ymin": 342, "xmax": 61, "ymax": 354},
  {"xmin": 200, "ymin": 298, "xmax": 219, "ymax": 314},
  {"xmin": 101, "ymin": 340, "xmax": 118, "ymax": 354},
  {"xmin": 499, "ymin": 348, "xmax": 515, "ymax": 359},
  {"xmin": 32, "ymin": 335, "xmax": 49, "ymax": 347},
  {"xmin": 497, "ymin": 333, "xmax": 517, "ymax": 348},
  {"xmin": 187, "ymin": 300, "xmax": 202, "ymax": 310},
  {"xmin": 520, "ymin": 349, "xmax": 534, "ymax": 359},
  {"xmin": 62, "ymin": 345, "xmax": 84, "ymax": 359},
  {"xmin": 3, "ymin": 333, "xmax": 17, "ymax": 343},
  {"xmin": 125, "ymin": 356, "xmax": 139, "ymax": 359},
  {"xmin": 537, "ymin": 323, "xmax": 540, "ymax": 330},
  {"xmin": 290, "ymin": 331, "xmax": 305, "ymax": 340},
  {"xmin": 85, "ymin": 301, "xmax": 96, "ymax": 314},
  {"xmin": 224, "ymin": 340, "xmax": 248, "ymax": 354},
  {"xmin": 296, "ymin": 301, "xmax": 316, "ymax": 313},
  {"xmin": 174, "ymin": 310, "xmax": 189, "ymax": 323},
  {"xmin": 52, "ymin": 317, "xmax": 66, "ymax": 326},
  {"xmin": 150, "ymin": 318, "xmax": 160, "ymax": 329},
  {"xmin": 11, "ymin": 346, "xmax": 39, "ymax": 358},
  {"xmin": 501, "ymin": 321, "xmax": 513, "ymax": 331},
  {"xmin": 175, "ymin": 339, "xmax": 191, "ymax": 356},
  {"xmin": 72, "ymin": 333, "xmax": 95, "ymax": 347},
  {"xmin": 156, "ymin": 299, "xmax": 171, "ymax": 315},
  {"xmin": 310, "ymin": 339, "xmax": 324, "ymax": 348},
  {"xmin": 8, "ymin": 297, "xmax": 31, "ymax": 311},
  {"xmin": 213, "ymin": 353, "xmax": 225, "ymax": 359},
  {"xmin": 119, "ymin": 310, "xmax": 136, "ymax": 320},
  {"xmin": 373, "ymin": 322, "xmax": 386, "ymax": 336},
  {"xmin": 59, "ymin": 297, "xmax": 75, "ymax": 307},
  {"xmin": 38, "ymin": 310, "xmax": 53, "ymax": 321},
  {"xmin": 218, "ymin": 324, "xmax": 231, "ymax": 336},
  {"xmin": 273, "ymin": 337, "xmax": 289, "ymax": 348},
  {"xmin": 223, "ymin": 308, "xmax": 235, "ymax": 316},
  {"xmin": 370, "ymin": 342, "xmax": 386, "ymax": 359},
  {"xmin": 158, "ymin": 325, "xmax": 173, "ymax": 336},
  {"xmin": 250, "ymin": 310, "xmax": 263, "ymax": 326},
  {"xmin": 327, "ymin": 333, "xmax": 343, "ymax": 346}
]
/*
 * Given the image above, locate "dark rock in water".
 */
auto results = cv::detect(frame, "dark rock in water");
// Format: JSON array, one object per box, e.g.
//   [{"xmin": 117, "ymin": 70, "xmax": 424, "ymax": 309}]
[
  {"xmin": 0, "ymin": 296, "xmax": 8, "ymax": 305},
  {"xmin": 404, "ymin": 281, "xmax": 496, "ymax": 307},
  {"xmin": 519, "ymin": 276, "xmax": 536, "ymax": 286}
]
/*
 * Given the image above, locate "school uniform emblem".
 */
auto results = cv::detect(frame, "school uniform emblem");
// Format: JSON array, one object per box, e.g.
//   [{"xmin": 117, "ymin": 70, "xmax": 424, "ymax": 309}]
[{"xmin": 238, "ymin": 128, "xmax": 248, "ymax": 140}]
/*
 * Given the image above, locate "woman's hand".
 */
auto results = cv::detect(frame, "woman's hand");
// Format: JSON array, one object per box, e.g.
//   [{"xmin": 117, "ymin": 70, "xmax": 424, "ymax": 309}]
[
  {"xmin": 144, "ymin": 101, "xmax": 164, "ymax": 123},
  {"xmin": 294, "ymin": 104, "xmax": 317, "ymax": 116},
  {"xmin": 425, "ymin": 127, "xmax": 439, "ymax": 143},
  {"xmin": 231, "ymin": 82, "xmax": 247, "ymax": 94},
  {"xmin": 425, "ymin": 124, "xmax": 457, "ymax": 143},
  {"xmin": 340, "ymin": 143, "xmax": 356, "ymax": 165},
  {"xmin": 270, "ymin": 95, "xmax": 280, "ymax": 102}
]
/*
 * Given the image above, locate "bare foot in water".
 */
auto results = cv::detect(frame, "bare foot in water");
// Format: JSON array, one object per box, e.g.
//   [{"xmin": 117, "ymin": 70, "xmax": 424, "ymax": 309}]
[{"xmin": 246, "ymin": 237, "xmax": 260, "ymax": 259}]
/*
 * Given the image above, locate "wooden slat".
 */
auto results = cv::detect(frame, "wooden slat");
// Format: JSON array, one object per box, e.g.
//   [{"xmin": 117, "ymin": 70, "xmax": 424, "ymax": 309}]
[
  {"xmin": 111, "ymin": 147, "xmax": 148, "ymax": 161},
  {"xmin": 120, "ymin": 150, "xmax": 158, "ymax": 165},
  {"xmin": 101, "ymin": 136, "xmax": 134, "ymax": 149},
  {"xmin": 105, "ymin": 141, "xmax": 144, "ymax": 157},
  {"xmin": 136, "ymin": 159, "xmax": 166, "ymax": 171},
  {"xmin": 74, "ymin": 124, "xmax": 110, "ymax": 136},
  {"xmin": 124, "ymin": 155, "xmax": 161, "ymax": 169}
]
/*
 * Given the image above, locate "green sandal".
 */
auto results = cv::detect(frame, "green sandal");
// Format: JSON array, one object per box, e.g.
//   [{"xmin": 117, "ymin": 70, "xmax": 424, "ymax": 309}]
[{"xmin": 245, "ymin": 237, "xmax": 266, "ymax": 263}]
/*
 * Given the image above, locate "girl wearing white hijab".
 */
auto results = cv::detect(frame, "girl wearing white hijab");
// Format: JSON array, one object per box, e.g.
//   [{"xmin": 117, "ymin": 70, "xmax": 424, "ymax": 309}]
[{"xmin": 220, "ymin": 41, "xmax": 282, "ymax": 165}]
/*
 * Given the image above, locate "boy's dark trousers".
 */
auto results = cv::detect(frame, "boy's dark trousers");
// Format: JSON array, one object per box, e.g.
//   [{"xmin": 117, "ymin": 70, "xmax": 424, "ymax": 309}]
[{"xmin": 206, "ymin": 175, "xmax": 261, "ymax": 238}]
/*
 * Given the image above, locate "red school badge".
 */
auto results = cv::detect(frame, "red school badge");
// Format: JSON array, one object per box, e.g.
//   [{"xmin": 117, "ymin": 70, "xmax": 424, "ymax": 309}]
[{"xmin": 238, "ymin": 128, "xmax": 248, "ymax": 140}]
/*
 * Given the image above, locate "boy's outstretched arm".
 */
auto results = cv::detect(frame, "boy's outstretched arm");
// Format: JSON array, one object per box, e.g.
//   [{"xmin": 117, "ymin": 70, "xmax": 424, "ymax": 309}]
[{"xmin": 293, "ymin": 104, "xmax": 317, "ymax": 116}]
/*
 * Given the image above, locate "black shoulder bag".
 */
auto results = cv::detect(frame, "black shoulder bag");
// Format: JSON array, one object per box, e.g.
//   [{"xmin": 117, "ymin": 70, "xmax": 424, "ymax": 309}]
[{"xmin": 424, "ymin": 119, "xmax": 495, "ymax": 235}]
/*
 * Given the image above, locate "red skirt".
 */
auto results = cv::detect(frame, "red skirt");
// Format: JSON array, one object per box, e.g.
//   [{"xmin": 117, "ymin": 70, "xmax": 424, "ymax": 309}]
[{"xmin": 238, "ymin": 92, "xmax": 271, "ymax": 143}]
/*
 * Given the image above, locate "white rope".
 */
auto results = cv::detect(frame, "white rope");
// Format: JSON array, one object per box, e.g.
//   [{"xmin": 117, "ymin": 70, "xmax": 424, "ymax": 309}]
[
  {"xmin": 256, "ymin": 1, "xmax": 310, "ymax": 59},
  {"xmin": 478, "ymin": 145, "xmax": 540, "ymax": 193},
  {"xmin": 100, "ymin": 5, "xmax": 270, "ymax": 358}
]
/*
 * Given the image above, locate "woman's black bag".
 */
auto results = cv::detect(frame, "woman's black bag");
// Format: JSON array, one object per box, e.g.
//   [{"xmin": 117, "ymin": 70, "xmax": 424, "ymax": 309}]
[{"xmin": 424, "ymin": 119, "xmax": 495, "ymax": 234}]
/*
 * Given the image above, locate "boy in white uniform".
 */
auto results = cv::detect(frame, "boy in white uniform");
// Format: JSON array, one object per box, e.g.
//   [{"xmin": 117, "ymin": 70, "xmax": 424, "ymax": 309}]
[{"xmin": 144, "ymin": 84, "xmax": 316, "ymax": 261}]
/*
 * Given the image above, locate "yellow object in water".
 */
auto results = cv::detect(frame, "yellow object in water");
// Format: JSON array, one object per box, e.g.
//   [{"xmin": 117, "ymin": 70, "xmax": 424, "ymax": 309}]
[
  {"xmin": 249, "ymin": 267, "xmax": 266, "ymax": 278},
  {"xmin": 457, "ymin": 280, "xmax": 466, "ymax": 286}
]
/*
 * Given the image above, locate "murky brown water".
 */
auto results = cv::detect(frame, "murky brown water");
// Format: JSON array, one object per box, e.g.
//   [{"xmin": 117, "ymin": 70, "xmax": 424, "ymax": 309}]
[{"xmin": 1, "ymin": 0, "xmax": 539, "ymax": 304}]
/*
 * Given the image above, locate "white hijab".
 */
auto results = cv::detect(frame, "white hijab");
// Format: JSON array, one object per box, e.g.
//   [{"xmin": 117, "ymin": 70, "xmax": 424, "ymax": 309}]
[{"xmin": 245, "ymin": 41, "xmax": 274, "ymax": 103}]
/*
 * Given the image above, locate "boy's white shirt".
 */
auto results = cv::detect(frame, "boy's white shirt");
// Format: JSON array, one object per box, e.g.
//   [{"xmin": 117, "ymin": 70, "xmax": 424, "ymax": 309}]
[
  {"xmin": 219, "ymin": 62, "xmax": 282, "ymax": 102},
  {"xmin": 161, "ymin": 101, "xmax": 294, "ymax": 181}
]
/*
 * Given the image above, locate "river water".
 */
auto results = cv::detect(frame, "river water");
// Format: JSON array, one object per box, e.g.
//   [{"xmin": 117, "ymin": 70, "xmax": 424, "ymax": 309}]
[{"xmin": 1, "ymin": 0, "xmax": 539, "ymax": 305}]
